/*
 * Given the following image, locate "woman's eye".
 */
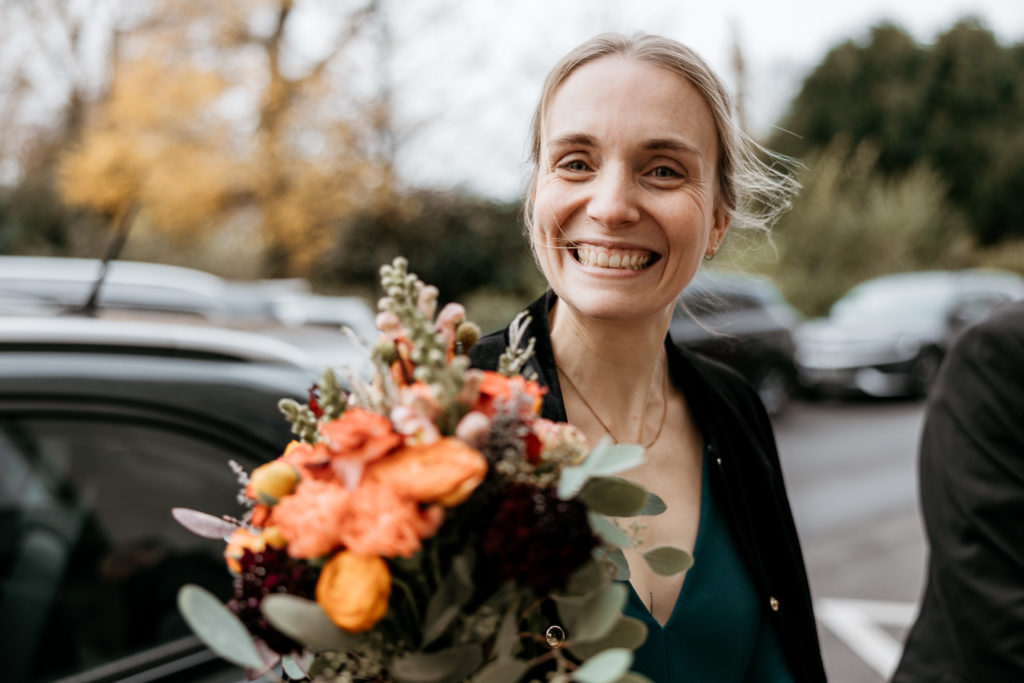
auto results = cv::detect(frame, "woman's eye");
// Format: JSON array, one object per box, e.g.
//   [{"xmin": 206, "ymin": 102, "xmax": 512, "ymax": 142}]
[
  {"xmin": 561, "ymin": 159, "xmax": 591, "ymax": 172},
  {"xmin": 651, "ymin": 166, "xmax": 682, "ymax": 178}
]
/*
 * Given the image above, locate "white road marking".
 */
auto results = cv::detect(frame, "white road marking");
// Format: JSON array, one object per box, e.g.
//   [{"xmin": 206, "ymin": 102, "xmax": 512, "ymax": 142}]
[{"xmin": 815, "ymin": 598, "xmax": 919, "ymax": 679}]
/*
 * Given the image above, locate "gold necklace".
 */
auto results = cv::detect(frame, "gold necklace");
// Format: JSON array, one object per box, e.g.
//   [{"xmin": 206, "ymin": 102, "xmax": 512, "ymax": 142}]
[{"xmin": 556, "ymin": 362, "xmax": 668, "ymax": 449}]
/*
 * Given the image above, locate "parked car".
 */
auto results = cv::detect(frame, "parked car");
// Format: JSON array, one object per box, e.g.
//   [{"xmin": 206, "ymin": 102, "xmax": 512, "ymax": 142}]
[
  {"xmin": 0, "ymin": 255, "xmax": 376, "ymax": 372},
  {"xmin": 0, "ymin": 317, "xmax": 319, "ymax": 682},
  {"xmin": 670, "ymin": 269, "xmax": 802, "ymax": 416},
  {"xmin": 0, "ymin": 256, "xmax": 234, "ymax": 323},
  {"xmin": 795, "ymin": 269, "xmax": 1024, "ymax": 398}
]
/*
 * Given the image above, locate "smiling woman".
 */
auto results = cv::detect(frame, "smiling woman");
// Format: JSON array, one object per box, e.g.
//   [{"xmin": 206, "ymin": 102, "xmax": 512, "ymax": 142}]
[{"xmin": 470, "ymin": 32, "xmax": 825, "ymax": 682}]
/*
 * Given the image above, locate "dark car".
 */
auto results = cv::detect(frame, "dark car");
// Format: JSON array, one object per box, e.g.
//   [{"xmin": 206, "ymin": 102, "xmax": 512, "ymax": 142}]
[
  {"xmin": 795, "ymin": 269, "xmax": 1024, "ymax": 398},
  {"xmin": 0, "ymin": 317, "xmax": 319, "ymax": 682},
  {"xmin": 670, "ymin": 269, "xmax": 802, "ymax": 416}
]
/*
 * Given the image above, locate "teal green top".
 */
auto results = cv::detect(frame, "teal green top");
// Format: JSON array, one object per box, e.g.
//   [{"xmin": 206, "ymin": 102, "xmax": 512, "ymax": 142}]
[{"xmin": 623, "ymin": 448, "xmax": 794, "ymax": 682}]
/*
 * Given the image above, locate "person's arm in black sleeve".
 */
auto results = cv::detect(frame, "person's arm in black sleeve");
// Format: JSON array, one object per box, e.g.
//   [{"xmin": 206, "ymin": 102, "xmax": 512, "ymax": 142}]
[{"xmin": 915, "ymin": 305, "xmax": 1024, "ymax": 679}]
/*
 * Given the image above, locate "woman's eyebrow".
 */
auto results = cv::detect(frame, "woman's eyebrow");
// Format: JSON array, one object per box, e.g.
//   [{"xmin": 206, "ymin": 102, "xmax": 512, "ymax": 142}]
[
  {"xmin": 546, "ymin": 133, "xmax": 703, "ymax": 161},
  {"xmin": 546, "ymin": 133, "xmax": 596, "ymax": 148},
  {"xmin": 643, "ymin": 138, "xmax": 702, "ymax": 157}
]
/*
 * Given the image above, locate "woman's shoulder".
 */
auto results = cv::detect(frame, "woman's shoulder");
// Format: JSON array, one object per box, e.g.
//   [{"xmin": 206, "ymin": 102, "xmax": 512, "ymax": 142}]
[
  {"xmin": 669, "ymin": 342, "xmax": 763, "ymax": 413},
  {"xmin": 468, "ymin": 292, "xmax": 552, "ymax": 373},
  {"xmin": 468, "ymin": 329, "xmax": 508, "ymax": 371}
]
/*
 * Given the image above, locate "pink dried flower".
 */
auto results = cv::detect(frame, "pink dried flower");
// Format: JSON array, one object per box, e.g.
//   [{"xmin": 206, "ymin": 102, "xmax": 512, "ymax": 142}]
[{"xmin": 456, "ymin": 411, "xmax": 491, "ymax": 447}]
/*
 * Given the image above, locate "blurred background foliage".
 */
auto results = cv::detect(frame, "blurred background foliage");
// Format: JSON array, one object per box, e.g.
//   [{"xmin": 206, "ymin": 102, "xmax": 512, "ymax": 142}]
[{"xmin": 0, "ymin": 2, "xmax": 1021, "ymax": 320}]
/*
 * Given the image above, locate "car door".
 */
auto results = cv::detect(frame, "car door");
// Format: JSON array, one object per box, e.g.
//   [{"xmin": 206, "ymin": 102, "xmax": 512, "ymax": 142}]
[{"xmin": 0, "ymin": 399, "xmax": 281, "ymax": 683}]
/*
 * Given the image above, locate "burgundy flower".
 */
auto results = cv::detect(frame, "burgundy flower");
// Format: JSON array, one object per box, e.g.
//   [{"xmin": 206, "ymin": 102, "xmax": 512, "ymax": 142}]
[
  {"xmin": 480, "ymin": 483, "xmax": 598, "ymax": 595},
  {"xmin": 227, "ymin": 546, "xmax": 318, "ymax": 655}
]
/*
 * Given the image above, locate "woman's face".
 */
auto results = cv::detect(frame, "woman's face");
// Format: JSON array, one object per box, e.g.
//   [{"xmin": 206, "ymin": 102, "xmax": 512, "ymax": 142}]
[{"xmin": 531, "ymin": 55, "xmax": 728, "ymax": 324}]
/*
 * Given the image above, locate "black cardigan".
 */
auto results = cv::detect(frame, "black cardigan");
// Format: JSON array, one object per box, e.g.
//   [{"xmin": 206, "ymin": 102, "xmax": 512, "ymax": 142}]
[{"xmin": 469, "ymin": 292, "xmax": 827, "ymax": 682}]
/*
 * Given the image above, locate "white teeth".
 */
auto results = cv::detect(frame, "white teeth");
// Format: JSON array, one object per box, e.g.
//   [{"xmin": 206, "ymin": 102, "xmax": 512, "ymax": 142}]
[{"xmin": 575, "ymin": 247, "xmax": 652, "ymax": 270}]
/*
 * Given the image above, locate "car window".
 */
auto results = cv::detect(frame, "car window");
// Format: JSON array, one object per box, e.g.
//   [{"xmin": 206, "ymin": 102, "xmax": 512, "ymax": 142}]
[
  {"xmin": 0, "ymin": 415, "xmax": 260, "ymax": 682},
  {"xmin": 830, "ymin": 280, "xmax": 951, "ymax": 321}
]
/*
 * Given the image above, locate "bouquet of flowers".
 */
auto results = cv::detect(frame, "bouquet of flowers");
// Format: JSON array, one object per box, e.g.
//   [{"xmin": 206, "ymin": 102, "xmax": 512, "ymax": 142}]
[{"xmin": 173, "ymin": 257, "xmax": 691, "ymax": 683}]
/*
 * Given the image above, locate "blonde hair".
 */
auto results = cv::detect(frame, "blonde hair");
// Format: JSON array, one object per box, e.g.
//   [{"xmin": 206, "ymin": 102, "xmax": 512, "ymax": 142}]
[{"xmin": 524, "ymin": 32, "xmax": 798, "ymax": 241}]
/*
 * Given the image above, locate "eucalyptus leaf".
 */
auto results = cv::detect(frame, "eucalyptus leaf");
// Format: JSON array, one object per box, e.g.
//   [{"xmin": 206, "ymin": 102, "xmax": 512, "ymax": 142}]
[
  {"xmin": 557, "ymin": 558, "xmax": 610, "ymax": 598},
  {"xmin": 552, "ymin": 583, "xmax": 627, "ymax": 643},
  {"xmin": 422, "ymin": 557, "xmax": 476, "ymax": 646},
  {"xmin": 579, "ymin": 477, "xmax": 649, "ymax": 516},
  {"xmin": 572, "ymin": 648, "xmax": 633, "ymax": 683},
  {"xmin": 612, "ymin": 674, "xmax": 654, "ymax": 683},
  {"xmin": 494, "ymin": 603, "xmax": 521, "ymax": 658},
  {"xmin": 569, "ymin": 616, "xmax": 648, "ymax": 660},
  {"xmin": 177, "ymin": 584, "xmax": 266, "ymax": 671},
  {"xmin": 585, "ymin": 440, "xmax": 646, "ymax": 477},
  {"xmin": 452, "ymin": 551, "xmax": 476, "ymax": 589},
  {"xmin": 468, "ymin": 658, "xmax": 531, "ymax": 683},
  {"xmin": 600, "ymin": 546, "xmax": 630, "ymax": 581},
  {"xmin": 559, "ymin": 438, "xmax": 645, "ymax": 499},
  {"xmin": 171, "ymin": 508, "xmax": 238, "ymax": 540},
  {"xmin": 628, "ymin": 491, "xmax": 667, "ymax": 517},
  {"xmin": 281, "ymin": 654, "xmax": 307, "ymax": 680},
  {"xmin": 642, "ymin": 546, "xmax": 694, "ymax": 576},
  {"xmin": 261, "ymin": 594, "xmax": 363, "ymax": 652},
  {"xmin": 421, "ymin": 603, "xmax": 461, "ymax": 648},
  {"xmin": 558, "ymin": 464, "xmax": 590, "ymax": 499},
  {"xmin": 587, "ymin": 513, "xmax": 630, "ymax": 548},
  {"xmin": 391, "ymin": 644, "xmax": 483, "ymax": 683}
]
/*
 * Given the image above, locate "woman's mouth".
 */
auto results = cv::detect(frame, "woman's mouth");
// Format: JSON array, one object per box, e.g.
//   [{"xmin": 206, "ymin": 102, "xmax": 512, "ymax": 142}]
[{"xmin": 572, "ymin": 245, "xmax": 658, "ymax": 270}]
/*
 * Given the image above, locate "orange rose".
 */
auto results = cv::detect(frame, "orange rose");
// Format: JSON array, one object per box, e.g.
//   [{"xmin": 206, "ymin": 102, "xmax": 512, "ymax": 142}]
[
  {"xmin": 320, "ymin": 409, "xmax": 404, "ymax": 489},
  {"xmin": 368, "ymin": 437, "xmax": 488, "ymax": 507},
  {"xmin": 278, "ymin": 440, "xmax": 334, "ymax": 483},
  {"xmin": 337, "ymin": 479, "xmax": 438, "ymax": 557},
  {"xmin": 224, "ymin": 526, "xmax": 286, "ymax": 573},
  {"xmin": 268, "ymin": 479, "xmax": 350, "ymax": 559},
  {"xmin": 316, "ymin": 551, "xmax": 391, "ymax": 633},
  {"xmin": 474, "ymin": 371, "xmax": 545, "ymax": 417}
]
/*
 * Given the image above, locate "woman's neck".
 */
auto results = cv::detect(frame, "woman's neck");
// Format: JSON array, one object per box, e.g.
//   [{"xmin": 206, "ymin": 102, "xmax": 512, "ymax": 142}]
[{"xmin": 548, "ymin": 298, "xmax": 673, "ymax": 440}]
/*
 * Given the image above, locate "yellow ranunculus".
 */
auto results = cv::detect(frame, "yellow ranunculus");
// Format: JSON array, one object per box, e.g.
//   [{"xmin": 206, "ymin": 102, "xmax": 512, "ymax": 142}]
[
  {"xmin": 316, "ymin": 551, "xmax": 391, "ymax": 632},
  {"xmin": 248, "ymin": 460, "xmax": 300, "ymax": 502}
]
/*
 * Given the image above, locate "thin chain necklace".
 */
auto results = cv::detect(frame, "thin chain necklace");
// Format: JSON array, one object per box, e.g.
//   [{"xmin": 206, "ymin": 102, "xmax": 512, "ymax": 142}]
[{"xmin": 556, "ymin": 360, "xmax": 669, "ymax": 449}]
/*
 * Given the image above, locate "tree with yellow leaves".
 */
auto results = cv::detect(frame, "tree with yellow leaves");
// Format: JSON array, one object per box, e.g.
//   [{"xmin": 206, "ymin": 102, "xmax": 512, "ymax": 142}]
[{"xmin": 59, "ymin": 0, "xmax": 393, "ymax": 276}]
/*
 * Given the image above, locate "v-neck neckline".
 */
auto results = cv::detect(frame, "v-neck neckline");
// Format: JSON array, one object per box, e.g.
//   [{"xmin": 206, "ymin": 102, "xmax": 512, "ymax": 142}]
[{"xmin": 627, "ymin": 445, "xmax": 711, "ymax": 630}]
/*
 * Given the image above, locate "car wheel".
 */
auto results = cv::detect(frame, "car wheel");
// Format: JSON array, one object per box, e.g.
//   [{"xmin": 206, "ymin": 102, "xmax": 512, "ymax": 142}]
[
  {"xmin": 756, "ymin": 363, "xmax": 794, "ymax": 416},
  {"xmin": 911, "ymin": 347, "xmax": 943, "ymax": 397}
]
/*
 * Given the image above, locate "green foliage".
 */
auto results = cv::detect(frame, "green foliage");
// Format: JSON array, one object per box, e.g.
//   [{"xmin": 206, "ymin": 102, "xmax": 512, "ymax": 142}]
[
  {"xmin": 767, "ymin": 140, "xmax": 972, "ymax": 316},
  {"xmin": 177, "ymin": 584, "xmax": 267, "ymax": 671},
  {"xmin": 578, "ymin": 477, "xmax": 650, "ymax": 517},
  {"xmin": 0, "ymin": 165, "xmax": 108, "ymax": 257},
  {"xmin": 773, "ymin": 19, "xmax": 1024, "ymax": 246},
  {"xmin": 642, "ymin": 547, "xmax": 694, "ymax": 576},
  {"xmin": 558, "ymin": 440, "xmax": 646, "ymax": 499},
  {"xmin": 261, "ymin": 594, "xmax": 363, "ymax": 651},
  {"xmin": 321, "ymin": 190, "xmax": 539, "ymax": 305},
  {"xmin": 571, "ymin": 648, "xmax": 634, "ymax": 683},
  {"xmin": 551, "ymin": 583, "xmax": 628, "ymax": 643}
]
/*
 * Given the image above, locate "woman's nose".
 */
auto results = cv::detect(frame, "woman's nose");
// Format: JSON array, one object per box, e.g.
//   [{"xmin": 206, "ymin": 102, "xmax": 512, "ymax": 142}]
[{"xmin": 586, "ymin": 167, "xmax": 640, "ymax": 229}]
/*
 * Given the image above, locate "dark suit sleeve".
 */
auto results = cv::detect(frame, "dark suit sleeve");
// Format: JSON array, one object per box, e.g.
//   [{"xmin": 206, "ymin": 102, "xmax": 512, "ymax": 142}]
[{"xmin": 915, "ymin": 306, "xmax": 1024, "ymax": 678}]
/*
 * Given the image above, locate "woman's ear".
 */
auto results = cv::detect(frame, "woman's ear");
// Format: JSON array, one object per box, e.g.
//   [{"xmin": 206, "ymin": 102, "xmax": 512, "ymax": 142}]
[{"xmin": 710, "ymin": 207, "xmax": 731, "ymax": 251}]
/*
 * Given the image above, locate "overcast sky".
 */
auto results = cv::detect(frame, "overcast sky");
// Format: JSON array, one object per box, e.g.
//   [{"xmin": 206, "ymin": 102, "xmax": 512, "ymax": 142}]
[{"xmin": 377, "ymin": 0, "xmax": 1024, "ymax": 200}]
